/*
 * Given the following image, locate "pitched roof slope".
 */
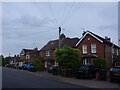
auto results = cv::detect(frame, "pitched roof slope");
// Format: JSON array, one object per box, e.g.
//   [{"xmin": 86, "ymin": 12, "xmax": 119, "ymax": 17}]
[
  {"xmin": 87, "ymin": 31, "xmax": 112, "ymax": 45},
  {"xmin": 76, "ymin": 31, "xmax": 120, "ymax": 48},
  {"xmin": 22, "ymin": 48, "xmax": 40, "ymax": 55},
  {"xmin": 41, "ymin": 37, "xmax": 79, "ymax": 51}
]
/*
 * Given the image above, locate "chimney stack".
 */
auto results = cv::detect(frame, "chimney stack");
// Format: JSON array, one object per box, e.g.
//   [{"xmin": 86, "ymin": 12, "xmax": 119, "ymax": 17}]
[
  {"xmin": 82, "ymin": 31, "xmax": 86, "ymax": 36},
  {"xmin": 60, "ymin": 33, "xmax": 66, "ymax": 40},
  {"xmin": 34, "ymin": 47, "xmax": 38, "ymax": 51},
  {"xmin": 105, "ymin": 36, "xmax": 111, "ymax": 42}
]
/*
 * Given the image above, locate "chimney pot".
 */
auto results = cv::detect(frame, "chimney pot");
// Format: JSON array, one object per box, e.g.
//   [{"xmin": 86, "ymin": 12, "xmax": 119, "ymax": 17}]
[
  {"xmin": 105, "ymin": 36, "xmax": 111, "ymax": 42},
  {"xmin": 82, "ymin": 31, "xmax": 86, "ymax": 36}
]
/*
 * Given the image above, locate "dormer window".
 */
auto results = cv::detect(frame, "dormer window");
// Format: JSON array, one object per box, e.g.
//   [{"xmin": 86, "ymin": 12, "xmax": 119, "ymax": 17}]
[{"xmin": 46, "ymin": 50, "xmax": 50, "ymax": 57}]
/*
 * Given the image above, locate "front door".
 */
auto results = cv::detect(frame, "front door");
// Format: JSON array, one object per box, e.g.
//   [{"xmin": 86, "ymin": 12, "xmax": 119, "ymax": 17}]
[{"xmin": 84, "ymin": 58, "xmax": 91, "ymax": 65}]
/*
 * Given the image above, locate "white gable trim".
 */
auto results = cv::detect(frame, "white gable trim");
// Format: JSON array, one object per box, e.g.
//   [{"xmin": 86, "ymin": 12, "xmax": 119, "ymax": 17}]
[
  {"xmin": 20, "ymin": 50, "xmax": 25, "ymax": 55},
  {"xmin": 76, "ymin": 32, "xmax": 103, "ymax": 46}
]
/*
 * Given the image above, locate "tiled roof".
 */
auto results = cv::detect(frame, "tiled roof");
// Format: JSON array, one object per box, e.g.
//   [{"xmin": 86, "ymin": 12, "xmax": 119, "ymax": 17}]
[
  {"xmin": 87, "ymin": 31, "xmax": 120, "ymax": 48},
  {"xmin": 77, "ymin": 31, "xmax": 120, "ymax": 48},
  {"xmin": 41, "ymin": 37, "xmax": 79, "ymax": 51},
  {"xmin": 22, "ymin": 48, "xmax": 40, "ymax": 55},
  {"xmin": 87, "ymin": 31, "xmax": 112, "ymax": 45}
]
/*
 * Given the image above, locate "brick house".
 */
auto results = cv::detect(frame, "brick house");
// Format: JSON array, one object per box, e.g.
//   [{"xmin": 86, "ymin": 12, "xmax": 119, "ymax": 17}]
[
  {"xmin": 20, "ymin": 47, "xmax": 40, "ymax": 63},
  {"xmin": 76, "ymin": 31, "xmax": 120, "ymax": 68},
  {"xmin": 40, "ymin": 34, "xmax": 79, "ymax": 68}
]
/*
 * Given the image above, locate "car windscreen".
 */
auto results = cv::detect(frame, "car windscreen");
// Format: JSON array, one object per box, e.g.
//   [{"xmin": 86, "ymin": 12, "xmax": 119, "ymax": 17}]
[{"xmin": 111, "ymin": 67, "xmax": 120, "ymax": 72}]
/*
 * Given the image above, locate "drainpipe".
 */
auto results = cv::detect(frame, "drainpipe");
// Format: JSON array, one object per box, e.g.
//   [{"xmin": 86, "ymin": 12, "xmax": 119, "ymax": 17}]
[{"xmin": 112, "ymin": 42, "xmax": 114, "ymax": 67}]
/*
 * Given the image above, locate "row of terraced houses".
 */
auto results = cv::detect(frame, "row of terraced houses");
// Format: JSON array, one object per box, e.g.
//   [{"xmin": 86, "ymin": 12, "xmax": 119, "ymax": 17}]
[{"xmin": 18, "ymin": 31, "xmax": 120, "ymax": 69}]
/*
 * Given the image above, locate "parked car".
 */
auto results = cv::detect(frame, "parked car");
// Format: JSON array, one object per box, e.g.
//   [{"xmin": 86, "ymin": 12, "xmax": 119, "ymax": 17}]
[
  {"xmin": 28, "ymin": 63, "xmax": 36, "ymax": 72},
  {"xmin": 22, "ymin": 63, "xmax": 36, "ymax": 72},
  {"xmin": 109, "ymin": 66, "xmax": 120, "ymax": 82},
  {"xmin": 22, "ymin": 63, "xmax": 28, "ymax": 70},
  {"xmin": 5, "ymin": 64, "xmax": 11, "ymax": 67},
  {"xmin": 76, "ymin": 65, "xmax": 97, "ymax": 79},
  {"xmin": 48, "ymin": 65, "xmax": 58, "ymax": 73}
]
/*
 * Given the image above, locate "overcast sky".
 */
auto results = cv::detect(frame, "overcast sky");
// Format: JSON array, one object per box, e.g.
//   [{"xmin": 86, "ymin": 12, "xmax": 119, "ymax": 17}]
[{"xmin": 2, "ymin": 2, "xmax": 118, "ymax": 57}]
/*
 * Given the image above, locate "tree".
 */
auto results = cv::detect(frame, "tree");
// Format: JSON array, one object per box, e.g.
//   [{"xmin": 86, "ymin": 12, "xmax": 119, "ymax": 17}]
[
  {"xmin": 0, "ymin": 55, "xmax": 4, "ymax": 66},
  {"xmin": 55, "ymin": 46, "xmax": 81, "ymax": 69},
  {"xmin": 32, "ymin": 55, "xmax": 42, "ymax": 71},
  {"xmin": 34, "ymin": 59, "xmax": 41, "ymax": 71},
  {"xmin": 94, "ymin": 57, "xmax": 107, "ymax": 70},
  {"xmin": 1, "ymin": 55, "xmax": 11, "ymax": 66}
]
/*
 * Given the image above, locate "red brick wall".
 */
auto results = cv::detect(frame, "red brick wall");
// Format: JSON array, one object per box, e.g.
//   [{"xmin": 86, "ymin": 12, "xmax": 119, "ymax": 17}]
[
  {"xmin": 40, "ymin": 50, "xmax": 56, "ymax": 59},
  {"xmin": 40, "ymin": 50, "xmax": 56, "ymax": 68},
  {"xmin": 40, "ymin": 50, "xmax": 46, "ymax": 58},
  {"xmin": 104, "ymin": 44, "xmax": 112, "ymax": 68},
  {"xmin": 51, "ymin": 50, "xmax": 55, "ymax": 59},
  {"xmin": 77, "ymin": 34, "xmax": 105, "ymax": 58}
]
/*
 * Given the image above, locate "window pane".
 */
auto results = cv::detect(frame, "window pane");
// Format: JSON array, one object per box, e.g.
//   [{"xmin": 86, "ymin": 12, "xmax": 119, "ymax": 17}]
[
  {"xmin": 82, "ymin": 44, "xmax": 87, "ymax": 54},
  {"xmin": 91, "ymin": 44, "xmax": 96, "ymax": 53},
  {"xmin": 46, "ymin": 51, "xmax": 50, "ymax": 56}
]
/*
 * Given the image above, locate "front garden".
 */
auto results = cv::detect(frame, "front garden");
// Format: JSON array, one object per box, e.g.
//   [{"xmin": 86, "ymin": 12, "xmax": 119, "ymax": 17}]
[{"xmin": 52, "ymin": 46, "xmax": 109, "ymax": 81}]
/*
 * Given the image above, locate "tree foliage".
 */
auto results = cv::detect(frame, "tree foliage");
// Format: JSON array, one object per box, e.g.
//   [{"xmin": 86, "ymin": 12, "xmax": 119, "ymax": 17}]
[
  {"xmin": 55, "ymin": 46, "xmax": 81, "ymax": 69},
  {"xmin": 32, "ymin": 55, "xmax": 42, "ymax": 71},
  {"xmin": 0, "ymin": 55, "xmax": 11, "ymax": 66},
  {"xmin": 94, "ymin": 57, "xmax": 107, "ymax": 70},
  {"xmin": 34, "ymin": 59, "xmax": 41, "ymax": 71},
  {"xmin": 0, "ymin": 55, "xmax": 3, "ymax": 66}
]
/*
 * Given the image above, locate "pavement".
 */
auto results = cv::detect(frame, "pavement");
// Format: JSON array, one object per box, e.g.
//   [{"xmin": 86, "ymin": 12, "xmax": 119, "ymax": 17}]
[{"xmin": 20, "ymin": 70, "xmax": 120, "ymax": 89}]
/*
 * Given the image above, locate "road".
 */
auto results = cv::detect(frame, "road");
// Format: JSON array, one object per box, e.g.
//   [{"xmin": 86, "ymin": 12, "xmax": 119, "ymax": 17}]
[{"xmin": 2, "ymin": 67, "xmax": 86, "ymax": 88}]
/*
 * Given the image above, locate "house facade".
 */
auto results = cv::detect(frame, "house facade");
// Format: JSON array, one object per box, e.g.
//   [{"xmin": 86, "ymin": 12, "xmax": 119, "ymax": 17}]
[
  {"xmin": 20, "ymin": 47, "xmax": 40, "ymax": 63},
  {"xmin": 40, "ymin": 34, "xmax": 79, "ymax": 68},
  {"xmin": 76, "ymin": 31, "xmax": 120, "ymax": 68}
]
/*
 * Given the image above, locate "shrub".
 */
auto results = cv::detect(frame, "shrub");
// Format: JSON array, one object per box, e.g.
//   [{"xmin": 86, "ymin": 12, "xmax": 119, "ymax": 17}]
[
  {"xmin": 55, "ymin": 46, "xmax": 81, "ymax": 69},
  {"xmin": 94, "ymin": 57, "xmax": 107, "ymax": 70}
]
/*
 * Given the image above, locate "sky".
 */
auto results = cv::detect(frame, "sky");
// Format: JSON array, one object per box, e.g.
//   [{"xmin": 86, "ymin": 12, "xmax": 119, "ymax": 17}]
[{"xmin": 1, "ymin": 1, "xmax": 118, "ymax": 57}]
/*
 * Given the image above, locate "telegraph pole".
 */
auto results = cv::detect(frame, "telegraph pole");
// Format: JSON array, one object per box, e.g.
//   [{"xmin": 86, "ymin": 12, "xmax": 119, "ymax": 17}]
[
  {"xmin": 57, "ymin": 27, "xmax": 61, "ymax": 67},
  {"xmin": 59, "ymin": 27, "xmax": 61, "ymax": 48}
]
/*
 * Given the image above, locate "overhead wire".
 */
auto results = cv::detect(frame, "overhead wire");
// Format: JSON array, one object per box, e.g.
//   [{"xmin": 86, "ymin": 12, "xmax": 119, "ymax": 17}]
[
  {"xmin": 60, "ymin": 1, "xmax": 76, "ymax": 27},
  {"xmin": 63, "ymin": 2, "xmax": 83, "ymax": 27},
  {"xmin": 62, "ymin": 3, "xmax": 77, "ymax": 27},
  {"xmin": 58, "ymin": 1, "xmax": 67, "ymax": 27},
  {"xmin": 3, "ymin": 2, "xmax": 83, "ymax": 38},
  {"xmin": 47, "ymin": 2, "xmax": 60, "ymax": 27},
  {"xmin": 4, "ymin": 27, "xmax": 59, "ymax": 39},
  {"xmin": 33, "ymin": 2, "xmax": 58, "ymax": 28}
]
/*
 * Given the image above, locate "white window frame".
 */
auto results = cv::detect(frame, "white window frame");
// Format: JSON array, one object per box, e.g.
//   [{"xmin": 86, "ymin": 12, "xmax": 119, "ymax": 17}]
[
  {"xmin": 46, "ymin": 50, "xmax": 50, "ymax": 57},
  {"xmin": 91, "ymin": 43, "xmax": 96, "ymax": 53},
  {"xmin": 26, "ymin": 55, "xmax": 30, "ymax": 59},
  {"xmin": 82, "ymin": 44, "xmax": 87, "ymax": 54},
  {"xmin": 84, "ymin": 59, "xmax": 91, "ymax": 65}
]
